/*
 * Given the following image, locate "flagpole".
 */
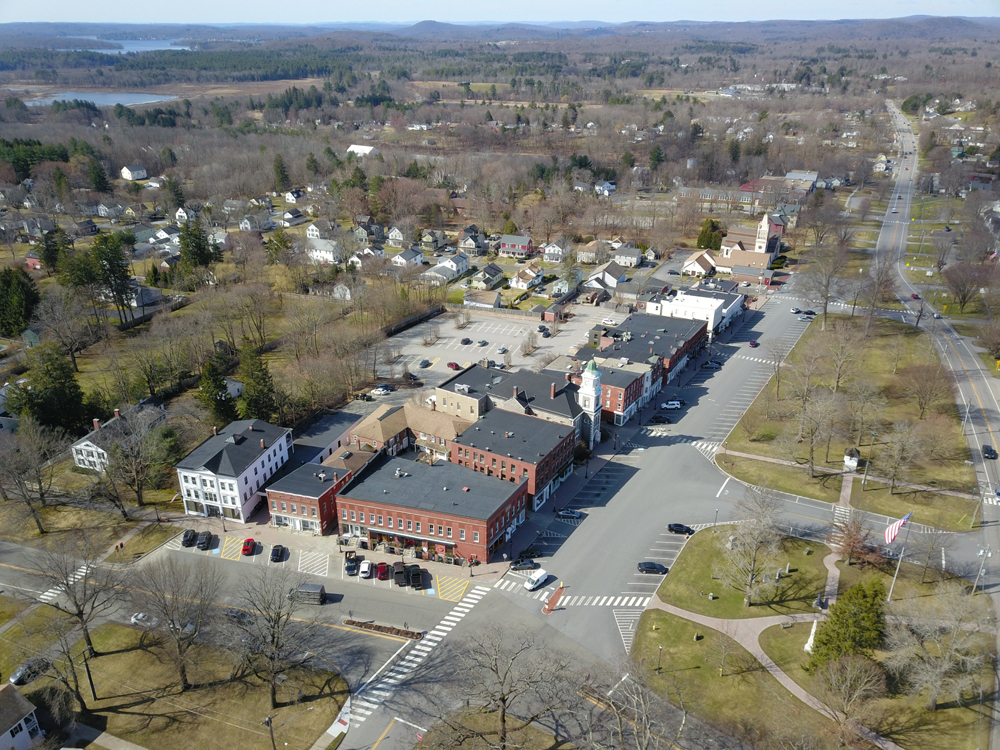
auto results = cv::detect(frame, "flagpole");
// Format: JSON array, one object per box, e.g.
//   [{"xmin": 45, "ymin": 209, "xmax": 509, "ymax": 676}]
[{"xmin": 887, "ymin": 520, "xmax": 912, "ymax": 603}]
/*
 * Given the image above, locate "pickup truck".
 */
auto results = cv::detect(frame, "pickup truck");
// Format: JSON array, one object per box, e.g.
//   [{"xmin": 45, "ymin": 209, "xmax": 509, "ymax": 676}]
[
  {"xmin": 406, "ymin": 564, "xmax": 423, "ymax": 590},
  {"xmin": 344, "ymin": 550, "xmax": 358, "ymax": 576},
  {"xmin": 393, "ymin": 561, "xmax": 407, "ymax": 587}
]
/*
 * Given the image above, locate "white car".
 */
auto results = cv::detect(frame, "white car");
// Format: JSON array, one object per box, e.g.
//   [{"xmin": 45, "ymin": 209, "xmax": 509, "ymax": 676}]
[
  {"xmin": 661, "ymin": 400, "xmax": 682, "ymax": 410},
  {"xmin": 371, "ymin": 387, "xmax": 391, "ymax": 396},
  {"xmin": 130, "ymin": 613, "xmax": 158, "ymax": 628},
  {"xmin": 359, "ymin": 560, "xmax": 373, "ymax": 578},
  {"xmin": 524, "ymin": 569, "xmax": 548, "ymax": 591},
  {"xmin": 602, "ymin": 318, "xmax": 618, "ymax": 326},
  {"xmin": 497, "ymin": 346, "xmax": 508, "ymax": 354}
]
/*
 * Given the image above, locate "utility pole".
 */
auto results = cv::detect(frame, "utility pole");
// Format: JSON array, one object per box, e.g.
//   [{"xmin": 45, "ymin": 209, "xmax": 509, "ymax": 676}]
[
  {"xmin": 862, "ymin": 430, "xmax": 877, "ymax": 487},
  {"xmin": 264, "ymin": 716, "xmax": 277, "ymax": 750},
  {"xmin": 973, "ymin": 546, "xmax": 992, "ymax": 596}
]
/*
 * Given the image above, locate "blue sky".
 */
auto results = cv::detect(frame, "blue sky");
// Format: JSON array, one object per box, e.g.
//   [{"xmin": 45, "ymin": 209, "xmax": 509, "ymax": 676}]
[{"xmin": 7, "ymin": 1, "xmax": 998, "ymax": 25}]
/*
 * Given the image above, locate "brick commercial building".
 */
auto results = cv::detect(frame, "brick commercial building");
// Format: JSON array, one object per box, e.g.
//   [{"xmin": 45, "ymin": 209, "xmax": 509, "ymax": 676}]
[
  {"xmin": 266, "ymin": 464, "xmax": 341, "ymax": 534},
  {"xmin": 348, "ymin": 403, "xmax": 473, "ymax": 461},
  {"xmin": 450, "ymin": 408, "xmax": 575, "ymax": 511},
  {"xmin": 334, "ymin": 454, "xmax": 529, "ymax": 561}
]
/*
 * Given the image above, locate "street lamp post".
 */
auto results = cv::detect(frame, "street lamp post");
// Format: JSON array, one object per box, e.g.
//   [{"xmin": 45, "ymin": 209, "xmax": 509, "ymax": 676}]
[
  {"xmin": 657, "ymin": 645, "xmax": 663, "ymax": 674},
  {"xmin": 971, "ymin": 486, "xmax": 983, "ymax": 529},
  {"xmin": 713, "ymin": 507, "xmax": 719, "ymax": 532},
  {"xmin": 973, "ymin": 546, "xmax": 992, "ymax": 595},
  {"xmin": 861, "ymin": 431, "xmax": 877, "ymax": 487}
]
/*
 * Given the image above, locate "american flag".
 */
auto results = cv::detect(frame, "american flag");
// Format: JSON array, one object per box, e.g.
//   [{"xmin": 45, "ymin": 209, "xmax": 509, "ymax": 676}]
[{"xmin": 884, "ymin": 512, "xmax": 912, "ymax": 545}]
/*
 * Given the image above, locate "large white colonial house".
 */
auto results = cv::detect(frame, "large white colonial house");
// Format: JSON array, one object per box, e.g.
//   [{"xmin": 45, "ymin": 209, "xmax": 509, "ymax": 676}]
[{"xmin": 175, "ymin": 420, "xmax": 293, "ymax": 522}]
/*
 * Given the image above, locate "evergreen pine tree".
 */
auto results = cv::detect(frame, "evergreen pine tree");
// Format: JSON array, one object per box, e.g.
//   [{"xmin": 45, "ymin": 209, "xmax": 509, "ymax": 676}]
[
  {"xmin": 648, "ymin": 145, "xmax": 665, "ymax": 171},
  {"xmin": 806, "ymin": 577, "xmax": 886, "ymax": 673},
  {"xmin": 163, "ymin": 176, "xmax": 185, "ymax": 210},
  {"xmin": 40, "ymin": 228, "xmax": 72, "ymax": 275},
  {"xmin": 273, "ymin": 154, "xmax": 290, "ymax": 192},
  {"xmin": 179, "ymin": 215, "xmax": 213, "ymax": 268},
  {"xmin": 6, "ymin": 342, "xmax": 84, "ymax": 433},
  {"xmin": 0, "ymin": 267, "xmax": 40, "ymax": 337},
  {"xmin": 198, "ymin": 361, "xmax": 238, "ymax": 425},
  {"xmin": 305, "ymin": 153, "xmax": 320, "ymax": 175},
  {"xmin": 237, "ymin": 348, "xmax": 277, "ymax": 422},
  {"xmin": 88, "ymin": 159, "xmax": 111, "ymax": 193}
]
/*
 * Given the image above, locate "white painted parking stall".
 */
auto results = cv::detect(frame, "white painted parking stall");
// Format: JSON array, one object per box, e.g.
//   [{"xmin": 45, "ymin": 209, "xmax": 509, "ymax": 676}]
[
  {"xmin": 347, "ymin": 585, "xmax": 492, "ymax": 727},
  {"xmin": 297, "ymin": 550, "xmax": 330, "ymax": 577}
]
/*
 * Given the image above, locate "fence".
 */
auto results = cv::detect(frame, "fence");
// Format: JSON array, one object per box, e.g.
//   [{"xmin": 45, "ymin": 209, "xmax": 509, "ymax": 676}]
[{"xmin": 445, "ymin": 302, "xmax": 539, "ymax": 318}]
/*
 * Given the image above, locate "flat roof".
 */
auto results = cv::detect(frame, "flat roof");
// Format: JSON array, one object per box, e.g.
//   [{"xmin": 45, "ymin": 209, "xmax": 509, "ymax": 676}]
[
  {"xmin": 267, "ymin": 463, "xmax": 338, "ymax": 499},
  {"xmin": 288, "ymin": 411, "xmax": 361, "ymax": 468},
  {"xmin": 437, "ymin": 365, "xmax": 581, "ymax": 420},
  {"xmin": 452, "ymin": 409, "xmax": 572, "ymax": 463},
  {"xmin": 340, "ymin": 454, "xmax": 522, "ymax": 521}
]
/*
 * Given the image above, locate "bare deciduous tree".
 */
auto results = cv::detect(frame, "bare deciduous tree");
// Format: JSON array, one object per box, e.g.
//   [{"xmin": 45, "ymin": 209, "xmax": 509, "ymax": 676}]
[
  {"xmin": 823, "ymin": 321, "xmax": 866, "ymax": 393},
  {"xmin": 585, "ymin": 663, "xmax": 690, "ymax": 750},
  {"xmin": 878, "ymin": 421, "xmax": 919, "ymax": 493},
  {"xmin": 897, "ymin": 364, "xmax": 953, "ymax": 419},
  {"xmin": 520, "ymin": 330, "xmax": 538, "ymax": 356},
  {"xmin": 799, "ymin": 245, "xmax": 850, "ymax": 330},
  {"xmin": 716, "ymin": 485, "xmax": 782, "ymax": 606},
  {"xmin": 818, "ymin": 655, "xmax": 887, "ymax": 728},
  {"xmin": 828, "ymin": 515, "xmax": 880, "ymax": 568},
  {"xmin": 0, "ymin": 418, "xmax": 69, "ymax": 535},
  {"xmin": 105, "ymin": 407, "xmax": 169, "ymax": 508},
  {"xmin": 942, "ymin": 263, "xmax": 988, "ymax": 314},
  {"xmin": 765, "ymin": 340, "xmax": 788, "ymax": 400},
  {"xmin": 132, "ymin": 557, "xmax": 223, "ymax": 691},
  {"xmin": 33, "ymin": 285, "xmax": 94, "ymax": 372}
]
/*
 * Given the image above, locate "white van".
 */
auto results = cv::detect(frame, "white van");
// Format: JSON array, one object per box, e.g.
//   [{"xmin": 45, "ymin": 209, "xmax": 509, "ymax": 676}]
[{"xmin": 524, "ymin": 569, "xmax": 548, "ymax": 591}]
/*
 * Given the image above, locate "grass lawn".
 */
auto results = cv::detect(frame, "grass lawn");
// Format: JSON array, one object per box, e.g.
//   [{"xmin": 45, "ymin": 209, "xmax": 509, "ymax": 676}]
[
  {"xmin": 759, "ymin": 622, "xmax": 990, "ymax": 750},
  {"xmin": 978, "ymin": 352, "xmax": 1000, "ymax": 379},
  {"xmin": 718, "ymin": 455, "xmax": 845, "ymax": 504},
  {"xmin": 103, "ymin": 522, "xmax": 183, "ymax": 562},
  {"xmin": 657, "ymin": 527, "xmax": 831, "ymax": 619},
  {"xmin": 417, "ymin": 710, "xmax": 568, "ymax": 750},
  {"xmin": 0, "ymin": 605, "xmax": 64, "ymax": 681},
  {"xmin": 634, "ymin": 610, "xmax": 838, "ymax": 748},
  {"xmin": 446, "ymin": 287, "xmax": 465, "ymax": 304},
  {"xmin": 0, "ymin": 594, "xmax": 30, "ymax": 629},
  {"xmin": 850, "ymin": 480, "xmax": 978, "ymax": 532},
  {"xmin": 725, "ymin": 315, "xmax": 975, "ymax": 494},
  {"xmin": 0, "ymin": 503, "xmax": 148, "ymax": 553},
  {"xmin": 836, "ymin": 559, "xmax": 961, "ymax": 603},
  {"xmin": 77, "ymin": 624, "xmax": 348, "ymax": 750}
]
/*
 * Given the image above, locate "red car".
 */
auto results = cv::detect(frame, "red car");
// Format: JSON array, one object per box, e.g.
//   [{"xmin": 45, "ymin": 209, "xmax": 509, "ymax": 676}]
[
  {"xmin": 748, "ymin": 340, "xmax": 759, "ymax": 348},
  {"xmin": 910, "ymin": 293, "xmax": 920, "ymax": 300},
  {"xmin": 447, "ymin": 362, "xmax": 462, "ymax": 371},
  {"xmin": 376, "ymin": 561, "xmax": 390, "ymax": 580},
  {"xmin": 241, "ymin": 538, "xmax": 255, "ymax": 556}
]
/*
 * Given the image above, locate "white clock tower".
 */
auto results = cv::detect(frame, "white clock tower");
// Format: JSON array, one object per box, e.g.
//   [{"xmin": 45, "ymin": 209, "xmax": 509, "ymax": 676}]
[{"xmin": 578, "ymin": 360, "xmax": 603, "ymax": 450}]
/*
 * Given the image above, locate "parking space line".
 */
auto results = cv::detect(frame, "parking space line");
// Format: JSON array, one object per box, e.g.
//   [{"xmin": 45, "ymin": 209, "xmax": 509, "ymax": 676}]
[
  {"xmin": 436, "ymin": 575, "xmax": 469, "ymax": 601},
  {"xmin": 220, "ymin": 536, "xmax": 243, "ymax": 561}
]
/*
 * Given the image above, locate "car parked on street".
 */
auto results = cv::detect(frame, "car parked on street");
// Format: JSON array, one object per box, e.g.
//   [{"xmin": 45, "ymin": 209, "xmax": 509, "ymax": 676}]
[
  {"xmin": 637, "ymin": 562, "xmax": 668, "ymax": 575},
  {"xmin": 130, "ymin": 612, "xmax": 159, "ymax": 628},
  {"xmin": 419, "ymin": 359, "xmax": 431, "ymax": 368},
  {"xmin": 359, "ymin": 560, "xmax": 373, "ymax": 578},
  {"xmin": 648, "ymin": 415, "xmax": 670, "ymax": 424},
  {"xmin": 748, "ymin": 340, "xmax": 759, "ymax": 348},
  {"xmin": 241, "ymin": 539, "xmax": 255, "ymax": 556},
  {"xmin": 354, "ymin": 393, "xmax": 373, "ymax": 401},
  {"xmin": 371, "ymin": 387, "xmax": 391, "ymax": 396},
  {"xmin": 196, "ymin": 531, "xmax": 213, "ymax": 550},
  {"xmin": 377, "ymin": 561, "xmax": 390, "ymax": 580},
  {"xmin": 798, "ymin": 315, "xmax": 813, "ymax": 322},
  {"xmin": 602, "ymin": 318, "xmax": 618, "ymax": 326},
  {"xmin": 497, "ymin": 346, "xmax": 507, "ymax": 354},
  {"xmin": 181, "ymin": 529, "xmax": 197, "ymax": 547},
  {"xmin": 9, "ymin": 658, "xmax": 49, "ymax": 685},
  {"xmin": 556, "ymin": 508, "xmax": 582, "ymax": 519},
  {"xmin": 803, "ymin": 310, "xmax": 816, "ymax": 316},
  {"xmin": 270, "ymin": 544, "xmax": 286, "ymax": 562},
  {"xmin": 790, "ymin": 307, "xmax": 801, "ymax": 314},
  {"xmin": 701, "ymin": 361, "xmax": 722, "ymax": 370},
  {"xmin": 510, "ymin": 558, "xmax": 536, "ymax": 571},
  {"xmin": 345, "ymin": 550, "xmax": 359, "ymax": 576},
  {"xmin": 667, "ymin": 269, "xmax": 680, "ymax": 275},
  {"xmin": 668, "ymin": 523, "xmax": 694, "ymax": 535},
  {"xmin": 661, "ymin": 400, "xmax": 682, "ymax": 410},
  {"xmin": 537, "ymin": 325, "xmax": 547, "ymax": 332},
  {"xmin": 478, "ymin": 340, "xmax": 488, "ymax": 346}
]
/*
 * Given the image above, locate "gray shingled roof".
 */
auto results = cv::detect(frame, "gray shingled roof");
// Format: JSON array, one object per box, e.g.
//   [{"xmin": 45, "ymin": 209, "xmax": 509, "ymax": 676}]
[
  {"xmin": 340, "ymin": 454, "xmax": 522, "ymax": 521},
  {"xmin": 175, "ymin": 420, "xmax": 288, "ymax": 477},
  {"xmin": 0, "ymin": 684, "xmax": 35, "ymax": 734},
  {"xmin": 452, "ymin": 409, "xmax": 571, "ymax": 464}
]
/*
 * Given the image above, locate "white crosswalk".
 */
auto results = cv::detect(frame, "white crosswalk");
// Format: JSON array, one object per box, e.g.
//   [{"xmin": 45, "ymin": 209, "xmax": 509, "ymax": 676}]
[
  {"xmin": 493, "ymin": 577, "xmax": 559, "ymax": 601},
  {"xmin": 614, "ymin": 610, "xmax": 645, "ymax": 653},
  {"xmin": 298, "ymin": 550, "xmax": 330, "ymax": 577},
  {"xmin": 349, "ymin": 585, "xmax": 492, "ymax": 727},
  {"xmin": 560, "ymin": 595, "xmax": 651, "ymax": 607},
  {"xmin": 39, "ymin": 564, "xmax": 88, "ymax": 603}
]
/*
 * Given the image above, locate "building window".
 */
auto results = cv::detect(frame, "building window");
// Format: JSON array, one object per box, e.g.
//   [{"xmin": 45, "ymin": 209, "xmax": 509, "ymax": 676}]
[
  {"xmin": 428, "ymin": 525, "xmax": 434, "ymax": 536},
  {"xmin": 437, "ymin": 525, "xmax": 443, "ymax": 536},
  {"xmin": 473, "ymin": 531, "xmax": 480, "ymax": 543},
  {"xmin": 342, "ymin": 509, "xmax": 347, "ymax": 520},
  {"xmin": 350, "ymin": 510, "xmax": 356, "ymax": 521},
  {"xmin": 446, "ymin": 527, "xmax": 452, "ymax": 538},
  {"xmin": 370, "ymin": 513, "xmax": 376, "ymax": 524},
  {"xmin": 378, "ymin": 515, "xmax": 383, "ymax": 526},
  {"xmin": 281, "ymin": 502, "xmax": 286, "ymax": 512},
  {"xmin": 388, "ymin": 517, "xmax": 393, "ymax": 528},
  {"xmin": 460, "ymin": 529, "xmax": 465, "ymax": 541},
  {"xmin": 311, "ymin": 507, "xmax": 317, "ymax": 517},
  {"xmin": 407, "ymin": 520, "xmax": 412, "ymax": 531}
]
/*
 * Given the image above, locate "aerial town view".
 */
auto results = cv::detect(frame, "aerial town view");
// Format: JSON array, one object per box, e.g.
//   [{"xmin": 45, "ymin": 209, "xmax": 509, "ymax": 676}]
[{"xmin": 0, "ymin": 2, "xmax": 998, "ymax": 749}]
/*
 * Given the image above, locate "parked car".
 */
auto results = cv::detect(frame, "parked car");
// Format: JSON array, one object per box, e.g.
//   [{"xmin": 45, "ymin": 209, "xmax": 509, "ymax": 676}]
[
  {"xmin": 541, "ymin": 331, "xmax": 550, "ymax": 338},
  {"xmin": 130, "ymin": 612, "xmax": 159, "ymax": 628},
  {"xmin": 748, "ymin": 340, "xmax": 759, "ymax": 348},
  {"xmin": 393, "ymin": 561, "xmax": 407, "ymax": 587},
  {"xmin": 661, "ymin": 400, "xmax": 682, "ymax": 410},
  {"xmin": 196, "ymin": 531, "xmax": 213, "ymax": 550},
  {"xmin": 377, "ymin": 561, "xmax": 390, "ymax": 580},
  {"xmin": 241, "ymin": 538, "xmax": 255, "ymax": 556},
  {"xmin": 556, "ymin": 508, "xmax": 582, "ymax": 519},
  {"xmin": 790, "ymin": 307, "xmax": 801, "ymax": 314},
  {"xmin": 648, "ymin": 414, "xmax": 670, "ymax": 424},
  {"xmin": 354, "ymin": 393, "xmax": 373, "ymax": 401},
  {"xmin": 602, "ymin": 318, "xmax": 618, "ymax": 326},
  {"xmin": 447, "ymin": 362, "xmax": 462, "ymax": 370},
  {"xmin": 406, "ymin": 564, "xmax": 423, "ymax": 589},
  {"xmin": 359, "ymin": 560, "xmax": 373, "ymax": 579},
  {"xmin": 701, "ymin": 361, "xmax": 722, "ymax": 370},
  {"xmin": 8, "ymin": 658, "xmax": 49, "ymax": 685},
  {"xmin": 524, "ymin": 569, "xmax": 549, "ymax": 591},
  {"xmin": 497, "ymin": 346, "xmax": 507, "ymax": 354},
  {"xmin": 667, "ymin": 523, "xmax": 694, "ymax": 535},
  {"xmin": 984, "ymin": 445, "xmax": 998, "ymax": 460},
  {"xmin": 637, "ymin": 562, "xmax": 668, "ymax": 575},
  {"xmin": 667, "ymin": 270, "xmax": 680, "ymax": 275},
  {"xmin": 803, "ymin": 310, "xmax": 817, "ymax": 316},
  {"xmin": 270, "ymin": 544, "xmax": 286, "ymax": 563},
  {"xmin": 168, "ymin": 620, "xmax": 196, "ymax": 638},
  {"xmin": 510, "ymin": 558, "xmax": 536, "ymax": 571},
  {"xmin": 932, "ymin": 313, "xmax": 942, "ymax": 319},
  {"xmin": 226, "ymin": 608, "xmax": 251, "ymax": 624},
  {"xmin": 371, "ymin": 387, "xmax": 391, "ymax": 396},
  {"xmin": 181, "ymin": 529, "xmax": 197, "ymax": 547},
  {"xmin": 345, "ymin": 550, "xmax": 359, "ymax": 576},
  {"xmin": 798, "ymin": 315, "xmax": 813, "ymax": 322},
  {"xmin": 537, "ymin": 325, "xmax": 547, "ymax": 332},
  {"xmin": 460, "ymin": 338, "xmax": 472, "ymax": 345},
  {"xmin": 478, "ymin": 340, "xmax": 488, "ymax": 346},
  {"xmin": 419, "ymin": 359, "xmax": 431, "ymax": 368},
  {"xmin": 377, "ymin": 384, "xmax": 396, "ymax": 391}
]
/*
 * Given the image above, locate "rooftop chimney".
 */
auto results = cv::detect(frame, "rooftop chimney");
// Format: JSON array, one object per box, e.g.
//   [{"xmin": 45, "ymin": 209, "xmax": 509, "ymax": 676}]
[
  {"xmin": 431, "ymin": 399, "xmax": 436, "ymax": 411},
  {"xmin": 550, "ymin": 382, "xmax": 556, "ymax": 399},
  {"xmin": 332, "ymin": 472, "xmax": 338, "ymax": 482},
  {"xmin": 513, "ymin": 386, "xmax": 518, "ymax": 399},
  {"xmin": 113, "ymin": 408, "xmax": 120, "ymax": 419},
  {"xmin": 248, "ymin": 422, "xmax": 254, "ymax": 431},
  {"xmin": 260, "ymin": 438, "xmax": 265, "ymax": 448},
  {"xmin": 212, "ymin": 426, "xmax": 218, "ymax": 436},
  {"xmin": 93, "ymin": 418, "xmax": 100, "ymax": 431}
]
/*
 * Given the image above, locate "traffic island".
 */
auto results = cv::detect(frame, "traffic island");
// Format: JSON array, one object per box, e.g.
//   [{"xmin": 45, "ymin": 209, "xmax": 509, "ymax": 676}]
[
  {"xmin": 542, "ymin": 585, "xmax": 564, "ymax": 614},
  {"xmin": 344, "ymin": 619, "xmax": 423, "ymax": 639}
]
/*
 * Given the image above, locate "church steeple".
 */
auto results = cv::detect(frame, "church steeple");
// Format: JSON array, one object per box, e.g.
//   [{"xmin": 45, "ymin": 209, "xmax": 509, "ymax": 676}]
[
  {"xmin": 578, "ymin": 360, "xmax": 602, "ymax": 450},
  {"xmin": 755, "ymin": 213, "xmax": 769, "ymax": 253}
]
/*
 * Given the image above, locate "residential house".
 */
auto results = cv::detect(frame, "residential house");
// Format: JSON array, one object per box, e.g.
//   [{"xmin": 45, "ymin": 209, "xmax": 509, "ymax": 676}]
[
  {"xmin": 131, "ymin": 223, "xmax": 157, "ymax": 244},
  {"xmin": 347, "ymin": 245, "xmax": 385, "ymax": 269},
  {"xmin": 390, "ymin": 247, "xmax": 424, "ymax": 271},
  {"xmin": 543, "ymin": 238, "xmax": 573, "ymax": 264},
  {"xmin": 121, "ymin": 164, "xmax": 147, "ymax": 181},
  {"xmin": 386, "ymin": 225, "xmax": 407, "ymax": 248},
  {"xmin": 470, "ymin": 263, "xmax": 504, "ymax": 290},
  {"xmin": 156, "ymin": 225, "xmax": 181, "ymax": 243},
  {"xmin": 552, "ymin": 268, "xmax": 582, "ymax": 295},
  {"xmin": 175, "ymin": 419, "xmax": 294, "ymax": 522},
  {"xmin": 585, "ymin": 261, "xmax": 628, "ymax": 290},
  {"xmin": 0, "ymin": 683, "xmax": 42, "ymax": 750},
  {"xmin": 594, "ymin": 180, "xmax": 617, "ymax": 196},
  {"xmin": 420, "ymin": 229, "xmax": 448, "ymax": 252},
  {"xmin": 613, "ymin": 245, "xmax": 643, "ymax": 268},
  {"xmin": 510, "ymin": 261, "xmax": 543, "ymax": 290},
  {"xmin": 145, "ymin": 175, "xmax": 165, "ymax": 189},
  {"xmin": 304, "ymin": 238, "xmax": 342, "ymax": 265},
  {"xmin": 222, "ymin": 199, "xmax": 248, "ymax": 216},
  {"xmin": 98, "ymin": 202, "xmax": 125, "ymax": 219},
  {"xmin": 278, "ymin": 208, "xmax": 306, "ymax": 227},
  {"xmin": 176, "ymin": 206, "xmax": 199, "ymax": 224},
  {"xmin": 240, "ymin": 214, "xmax": 274, "ymax": 232},
  {"xmin": 498, "ymin": 234, "xmax": 534, "ymax": 259},
  {"xmin": 458, "ymin": 225, "xmax": 488, "ymax": 255},
  {"xmin": 681, "ymin": 250, "xmax": 716, "ymax": 276},
  {"xmin": 284, "ymin": 189, "xmax": 305, "ymax": 204},
  {"xmin": 436, "ymin": 250, "xmax": 469, "ymax": 278},
  {"xmin": 577, "ymin": 240, "xmax": 612, "ymax": 264},
  {"xmin": 354, "ymin": 221, "xmax": 386, "ymax": 245},
  {"xmin": 24, "ymin": 252, "xmax": 42, "ymax": 271},
  {"xmin": 347, "ymin": 145, "xmax": 379, "ymax": 157},
  {"xmin": 419, "ymin": 267, "xmax": 453, "ymax": 286},
  {"xmin": 306, "ymin": 220, "xmax": 336, "ymax": 240},
  {"xmin": 464, "ymin": 289, "xmax": 501, "ymax": 309},
  {"xmin": 159, "ymin": 254, "xmax": 181, "ymax": 273},
  {"xmin": 73, "ymin": 403, "xmax": 166, "ymax": 472},
  {"xmin": 249, "ymin": 196, "xmax": 273, "ymax": 211},
  {"xmin": 73, "ymin": 219, "xmax": 98, "ymax": 237},
  {"xmin": 644, "ymin": 247, "xmax": 659, "ymax": 263}
]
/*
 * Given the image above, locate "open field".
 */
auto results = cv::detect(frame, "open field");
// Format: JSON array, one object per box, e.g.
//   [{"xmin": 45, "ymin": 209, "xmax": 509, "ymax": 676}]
[
  {"xmin": 718, "ymin": 455, "xmax": 844, "ymax": 504},
  {"xmin": 657, "ymin": 527, "xmax": 831, "ymax": 619},
  {"xmin": 850, "ymin": 480, "xmax": 978, "ymax": 532}
]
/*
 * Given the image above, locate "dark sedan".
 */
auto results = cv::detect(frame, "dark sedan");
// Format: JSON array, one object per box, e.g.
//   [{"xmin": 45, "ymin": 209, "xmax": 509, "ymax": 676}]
[
  {"xmin": 637, "ymin": 562, "xmax": 668, "ymax": 575},
  {"xmin": 269, "ymin": 544, "xmax": 286, "ymax": 563},
  {"xmin": 667, "ymin": 523, "xmax": 695, "ymax": 535}
]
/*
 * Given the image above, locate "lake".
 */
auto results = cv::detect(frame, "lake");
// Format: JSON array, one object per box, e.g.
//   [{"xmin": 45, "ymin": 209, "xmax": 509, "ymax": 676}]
[
  {"xmin": 24, "ymin": 91, "xmax": 180, "ymax": 107},
  {"xmin": 72, "ymin": 38, "xmax": 191, "ymax": 53}
]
